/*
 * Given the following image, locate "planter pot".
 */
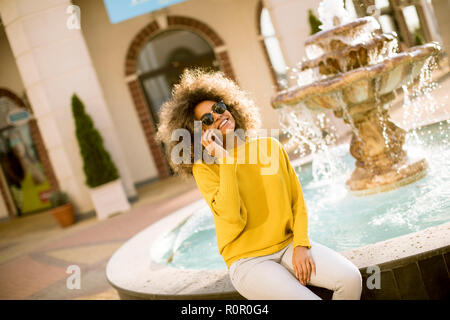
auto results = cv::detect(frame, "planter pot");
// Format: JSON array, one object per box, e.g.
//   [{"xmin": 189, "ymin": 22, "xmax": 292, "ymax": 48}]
[
  {"xmin": 89, "ymin": 179, "xmax": 130, "ymax": 220},
  {"xmin": 51, "ymin": 203, "xmax": 75, "ymax": 228}
]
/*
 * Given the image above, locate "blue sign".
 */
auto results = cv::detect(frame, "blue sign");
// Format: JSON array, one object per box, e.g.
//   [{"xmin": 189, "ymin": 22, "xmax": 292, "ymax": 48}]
[
  {"xmin": 7, "ymin": 108, "xmax": 31, "ymax": 126},
  {"xmin": 103, "ymin": 0, "xmax": 187, "ymax": 24}
]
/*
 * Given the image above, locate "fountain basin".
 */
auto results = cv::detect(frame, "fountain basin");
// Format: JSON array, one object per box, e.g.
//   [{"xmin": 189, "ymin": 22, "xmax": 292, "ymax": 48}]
[
  {"xmin": 273, "ymin": 40, "xmax": 441, "ymax": 193},
  {"xmin": 304, "ymin": 17, "xmax": 381, "ymax": 59},
  {"xmin": 300, "ymin": 33, "xmax": 399, "ymax": 76},
  {"xmin": 106, "ymin": 198, "xmax": 449, "ymax": 300},
  {"xmin": 106, "ymin": 121, "xmax": 450, "ymax": 299},
  {"xmin": 272, "ymin": 43, "xmax": 440, "ymax": 110}
]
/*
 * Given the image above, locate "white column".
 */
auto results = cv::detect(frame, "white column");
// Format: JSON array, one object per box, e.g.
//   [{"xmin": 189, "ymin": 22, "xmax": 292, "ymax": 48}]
[
  {"xmin": 420, "ymin": 0, "xmax": 443, "ymax": 42},
  {"xmin": 0, "ymin": 0, "xmax": 137, "ymax": 214},
  {"xmin": 263, "ymin": 0, "xmax": 351, "ymax": 139},
  {"xmin": 429, "ymin": 0, "xmax": 450, "ymax": 67},
  {"xmin": 263, "ymin": 0, "xmax": 321, "ymax": 69}
]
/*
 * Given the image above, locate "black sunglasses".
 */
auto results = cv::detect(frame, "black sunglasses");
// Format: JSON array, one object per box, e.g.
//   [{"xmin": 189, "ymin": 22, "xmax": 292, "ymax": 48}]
[{"xmin": 200, "ymin": 101, "xmax": 227, "ymax": 126}]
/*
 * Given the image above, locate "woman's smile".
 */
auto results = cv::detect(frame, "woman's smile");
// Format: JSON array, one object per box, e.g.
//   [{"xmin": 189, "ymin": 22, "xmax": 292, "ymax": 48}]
[{"xmin": 218, "ymin": 118, "xmax": 231, "ymax": 130}]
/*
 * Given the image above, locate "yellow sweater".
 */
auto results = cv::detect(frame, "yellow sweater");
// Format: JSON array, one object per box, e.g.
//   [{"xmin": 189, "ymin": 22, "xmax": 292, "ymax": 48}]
[{"xmin": 192, "ymin": 136, "xmax": 311, "ymax": 268}]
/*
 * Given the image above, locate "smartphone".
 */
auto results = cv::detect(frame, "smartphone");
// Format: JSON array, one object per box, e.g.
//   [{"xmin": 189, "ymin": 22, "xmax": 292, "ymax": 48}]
[{"xmin": 210, "ymin": 129, "xmax": 223, "ymax": 148}]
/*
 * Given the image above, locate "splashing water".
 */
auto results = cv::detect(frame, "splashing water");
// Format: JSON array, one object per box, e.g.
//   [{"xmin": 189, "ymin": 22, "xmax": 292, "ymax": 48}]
[
  {"xmin": 150, "ymin": 120, "xmax": 450, "ymax": 270},
  {"xmin": 318, "ymin": 0, "xmax": 353, "ymax": 30},
  {"xmin": 402, "ymin": 57, "xmax": 442, "ymax": 130},
  {"xmin": 149, "ymin": 1, "xmax": 448, "ymax": 271},
  {"xmin": 276, "ymin": 105, "xmax": 337, "ymax": 160},
  {"xmin": 373, "ymin": 76, "xmax": 391, "ymax": 150}
]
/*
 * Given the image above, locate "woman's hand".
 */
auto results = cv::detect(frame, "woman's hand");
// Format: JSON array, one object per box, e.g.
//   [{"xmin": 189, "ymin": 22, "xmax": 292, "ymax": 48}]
[
  {"xmin": 292, "ymin": 245, "xmax": 316, "ymax": 286},
  {"xmin": 202, "ymin": 129, "xmax": 228, "ymax": 159}
]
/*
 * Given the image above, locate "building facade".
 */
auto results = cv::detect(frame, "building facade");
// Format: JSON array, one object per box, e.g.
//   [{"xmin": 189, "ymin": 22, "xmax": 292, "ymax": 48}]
[{"xmin": 0, "ymin": 0, "xmax": 447, "ymax": 220}]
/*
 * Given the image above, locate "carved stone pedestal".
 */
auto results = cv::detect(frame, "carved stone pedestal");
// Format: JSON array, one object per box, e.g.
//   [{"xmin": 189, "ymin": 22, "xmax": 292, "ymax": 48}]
[{"xmin": 344, "ymin": 101, "xmax": 427, "ymax": 194}]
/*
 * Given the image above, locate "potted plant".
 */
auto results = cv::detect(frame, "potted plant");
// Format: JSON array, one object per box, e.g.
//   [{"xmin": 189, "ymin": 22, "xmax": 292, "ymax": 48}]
[
  {"xmin": 49, "ymin": 191, "xmax": 75, "ymax": 228},
  {"xmin": 71, "ymin": 94, "xmax": 130, "ymax": 220}
]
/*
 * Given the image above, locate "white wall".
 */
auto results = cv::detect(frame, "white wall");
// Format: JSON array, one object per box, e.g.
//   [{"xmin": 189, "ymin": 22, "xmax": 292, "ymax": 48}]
[
  {"xmin": 264, "ymin": 0, "xmax": 322, "ymax": 68},
  {"xmin": 431, "ymin": 0, "xmax": 450, "ymax": 61},
  {"xmin": 0, "ymin": 27, "xmax": 25, "ymax": 94}
]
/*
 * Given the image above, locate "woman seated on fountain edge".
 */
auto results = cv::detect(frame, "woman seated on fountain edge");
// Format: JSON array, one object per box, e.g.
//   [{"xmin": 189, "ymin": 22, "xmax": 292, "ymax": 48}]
[{"xmin": 155, "ymin": 68, "xmax": 362, "ymax": 300}]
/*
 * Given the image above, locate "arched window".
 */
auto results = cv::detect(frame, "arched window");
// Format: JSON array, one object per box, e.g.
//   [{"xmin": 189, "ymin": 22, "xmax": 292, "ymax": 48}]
[
  {"xmin": 126, "ymin": 17, "xmax": 236, "ymax": 179},
  {"xmin": 137, "ymin": 29, "xmax": 219, "ymax": 125},
  {"xmin": 257, "ymin": 1, "xmax": 288, "ymax": 89}
]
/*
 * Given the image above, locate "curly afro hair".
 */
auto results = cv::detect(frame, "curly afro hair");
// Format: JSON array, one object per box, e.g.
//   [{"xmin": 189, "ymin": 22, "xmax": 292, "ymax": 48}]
[{"xmin": 156, "ymin": 68, "xmax": 262, "ymax": 179}]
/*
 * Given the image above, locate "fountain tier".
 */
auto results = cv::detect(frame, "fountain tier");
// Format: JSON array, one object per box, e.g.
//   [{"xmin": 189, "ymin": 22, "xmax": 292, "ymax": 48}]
[{"xmin": 272, "ymin": 16, "xmax": 440, "ymax": 194}]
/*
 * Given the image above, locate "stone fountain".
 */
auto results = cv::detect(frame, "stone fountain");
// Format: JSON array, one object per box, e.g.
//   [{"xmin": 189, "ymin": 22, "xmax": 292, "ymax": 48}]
[
  {"xmin": 106, "ymin": 1, "xmax": 449, "ymax": 301},
  {"xmin": 272, "ymin": 1, "xmax": 440, "ymax": 194}
]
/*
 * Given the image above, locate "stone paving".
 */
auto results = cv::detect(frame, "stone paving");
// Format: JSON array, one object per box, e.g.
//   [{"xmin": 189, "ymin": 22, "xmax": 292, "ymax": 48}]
[
  {"xmin": 0, "ymin": 175, "xmax": 201, "ymax": 300},
  {"xmin": 0, "ymin": 67, "xmax": 448, "ymax": 300}
]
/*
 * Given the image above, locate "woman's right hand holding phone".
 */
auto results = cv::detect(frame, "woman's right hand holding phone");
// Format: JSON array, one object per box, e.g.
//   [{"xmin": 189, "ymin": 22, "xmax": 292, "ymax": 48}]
[{"xmin": 202, "ymin": 129, "xmax": 228, "ymax": 159}]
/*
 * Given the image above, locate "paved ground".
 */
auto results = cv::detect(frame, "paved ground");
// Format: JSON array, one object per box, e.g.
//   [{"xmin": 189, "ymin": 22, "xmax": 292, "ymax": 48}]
[
  {"xmin": 0, "ymin": 175, "xmax": 202, "ymax": 299},
  {"xmin": 0, "ymin": 65, "xmax": 448, "ymax": 300}
]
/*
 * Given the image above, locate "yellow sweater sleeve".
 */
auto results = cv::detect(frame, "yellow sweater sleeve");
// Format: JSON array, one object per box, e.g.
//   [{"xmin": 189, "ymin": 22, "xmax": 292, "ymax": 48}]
[
  {"xmin": 278, "ymin": 141, "xmax": 311, "ymax": 249},
  {"xmin": 192, "ymin": 159, "xmax": 247, "ymax": 253}
]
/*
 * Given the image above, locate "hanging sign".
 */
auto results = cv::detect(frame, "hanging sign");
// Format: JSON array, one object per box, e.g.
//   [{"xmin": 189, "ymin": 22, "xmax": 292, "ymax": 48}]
[
  {"xmin": 7, "ymin": 108, "xmax": 31, "ymax": 127},
  {"xmin": 103, "ymin": 0, "xmax": 187, "ymax": 24}
]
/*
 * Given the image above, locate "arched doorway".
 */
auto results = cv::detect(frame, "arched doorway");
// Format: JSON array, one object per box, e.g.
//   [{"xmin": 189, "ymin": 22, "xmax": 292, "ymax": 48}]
[
  {"xmin": 125, "ymin": 16, "xmax": 236, "ymax": 180},
  {"xmin": 136, "ymin": 29, "xmax": 219, "ymax": 126},
  {"xmin": 0, "ymin": 89, "xmax": 57, "ymax": 218}
]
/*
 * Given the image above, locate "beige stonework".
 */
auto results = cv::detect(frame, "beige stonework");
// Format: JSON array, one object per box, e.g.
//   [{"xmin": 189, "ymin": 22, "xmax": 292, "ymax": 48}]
[{"xmin": 0, "ymin": 0, "xmax": 136, "ymax": 215}]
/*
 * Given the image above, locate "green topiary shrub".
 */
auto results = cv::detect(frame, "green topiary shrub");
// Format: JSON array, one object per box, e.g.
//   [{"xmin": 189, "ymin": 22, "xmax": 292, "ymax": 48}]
[
  {"xmin": 414, "ymin": 28, "xmax": 424, "ymax": 46},
  {"xmin": 308, "ymin": 9, "xmax": 322, "ymax": 35},
  {"xmin": 71, "ymin": 94, "xmax": 119, "ymax": 188}
]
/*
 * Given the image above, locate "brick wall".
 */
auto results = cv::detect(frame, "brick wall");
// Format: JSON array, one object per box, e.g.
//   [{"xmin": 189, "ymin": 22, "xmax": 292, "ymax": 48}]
[{"xmin": 124, "ymin": 16, "xmax": 237, "ymax": 180}]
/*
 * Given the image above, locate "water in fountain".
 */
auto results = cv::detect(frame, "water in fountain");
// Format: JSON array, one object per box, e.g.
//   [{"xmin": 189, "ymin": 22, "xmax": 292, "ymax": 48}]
[
  {"xmin": 150, "ymin": 1, "xmax": 448, "ymax": 270},
  {"xmin": 279, "ymin": 61, "xmax": 364, "ymax": 184},
  {"xmin": 318, "ymin": 0, "xmax": 353, "ymax": 31},
  {"xmin": 277, "ymin": 105, "xmax": 348, "ymax": 185},
  {"xmin": 150, "ymin": 119, "xmax": 450, "ymax": 270},
  {"xmin": 274, "ymin": 0, "xmax": 442, "ymax": 191},
  {"xmin": 373, "ymin": 76, "xmax": 391, "ymax": 151},
  {"xmin": 151, "ymin": 205, "xmax": 218, "ymax": 268},
  {"xmin": 150, "ymin": 77, "xmax": 449, "ymax": 271},
  {"xmin": 402, "ymin": 57, "xmax": 442, "ymax": 130}
]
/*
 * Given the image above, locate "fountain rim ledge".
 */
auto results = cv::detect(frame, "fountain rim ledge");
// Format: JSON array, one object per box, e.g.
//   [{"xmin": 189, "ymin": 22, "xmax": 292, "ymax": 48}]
[
  {"xmin": 272, "ymin": 42, "xmax": 440, "ymax": 109},
  {"xmin": 106, "ymin": 195, "xmax": 450, "ymax": 299},
  {"xmin": 299, "ymin": 32, "xmax": 398, "ymax": 72}
]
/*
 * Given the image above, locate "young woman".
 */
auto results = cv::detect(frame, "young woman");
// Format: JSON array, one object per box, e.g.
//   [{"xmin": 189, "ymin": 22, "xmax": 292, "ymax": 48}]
[{"xmin": 156, "ymin": 69, "xmax": 362, "ymax": 300}]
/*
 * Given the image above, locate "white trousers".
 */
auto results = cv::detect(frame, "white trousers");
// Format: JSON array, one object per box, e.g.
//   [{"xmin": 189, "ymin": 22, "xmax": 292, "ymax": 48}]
[{"xmin": 228, "ymin": 240, "xmax": 362, "ymax": 300}]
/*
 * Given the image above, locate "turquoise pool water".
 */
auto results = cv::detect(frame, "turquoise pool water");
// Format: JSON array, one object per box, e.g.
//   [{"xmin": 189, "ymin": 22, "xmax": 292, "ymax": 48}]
[{"xmin": 150, "ymin": 121, "xmax": 450, "ymax": 270}]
